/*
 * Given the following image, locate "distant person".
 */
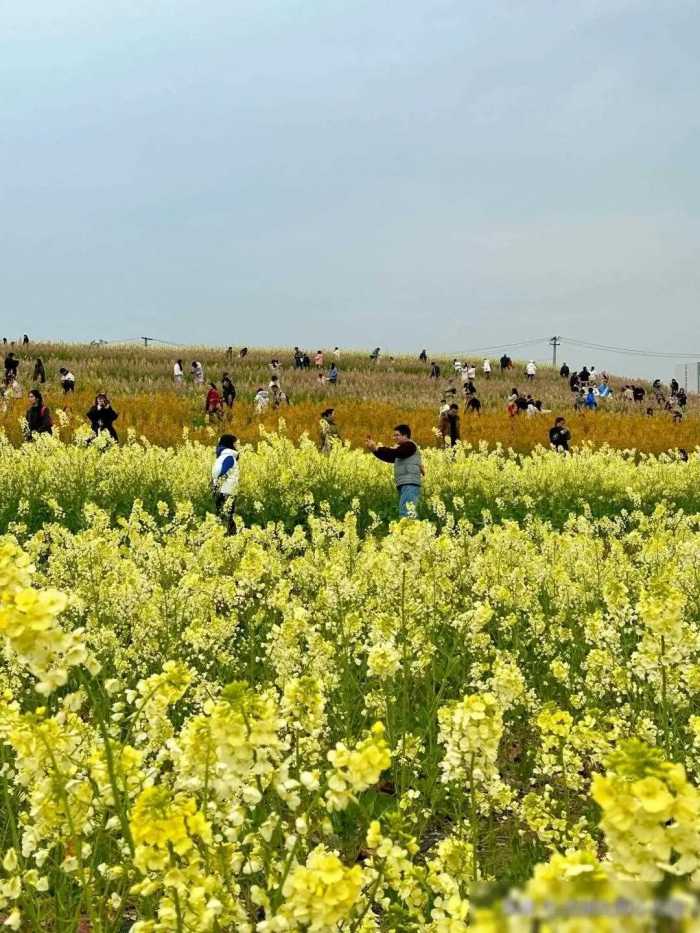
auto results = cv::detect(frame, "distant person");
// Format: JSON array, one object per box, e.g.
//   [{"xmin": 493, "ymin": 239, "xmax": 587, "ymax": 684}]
[
  {"xmin": 526, "ymin": 360, "xmax": 537, "ymax": 380},
  {"xmin": 24, "ymin": 389, "xmax": 52, "ymax": 439},
  {"xmin": 569, "ymin": 372, "xmax": 580, "ymax": 393},
  {"xmin": 482, "ymin": 358, "xmax": 492, "ymax": 379},
  {"xmin": 211, "ymin": 433, "xmax": 239, "ymax": 535},
  {"xmin": 173, "ymin": 359, "xmax": 184, "ymax": 386},
  {"xmin": 438, "ymin": 403, "xmax": 460, "ymax": 448},
  {"xmin": 549, "ymin": 416, "xmax": 571, "ymax": 452},
  {"xmin": 646, "ymin": 407, "xmax": 655, "ymax": 417},
  {"xmin": 367, "ymin": 424, "xmax": 424, "ymax": 518},
  {"xmin": 677, "ymin": 388, "xmax": 688, "ymax": 409},
  {"xmin": 239, "ymin": 347, "xmax": 248, "ymax": 359},
  {"xmin": 419, "ymin": 349, "xmax": 428, "ymax": 363},
  {"xmin": 254, "ymin": 387, "xmax": 269, "ymax": 414},
  {"xmin": 370, "ymin": 347, "xmax": 381, "ymax": 364},
  {"xmin": 59, "ymin": 367, "xmax": 75, "ymax": 393},
  {"xmin": 191, "ymin": 360, "xmax": 205, "ymax": 385},
  {"xmin": 465, "ymin": 362, "xmax": 476, "ymax": 381},
  {"xmin": 269, "ymin": 377, "xmax": 283, "ymax": 409},
  {"xmin": 584, "ymin": 388, "xmax": 597, "ymax": 410},
  {"xmin": 671, "ymin": 377, "xmax": 679, "ymax": 395},
  {"xmin": 453, "ymin": 359, "xmax": 463, "ymax": 375},
  {"xmin": 205, "ymin": 383, "xmax": 223, "ymax": 421},
  {"xmin": 221, "ymin": 373, "xmax": 236, "ymax": 408},
  {"xmin": 22, "ymin": 334, "xmax": 29, "ymax": 346},
  {"xmin": 302, "ymin": 353, "xmax": 311, "ymax": 370},
  {"xmin": 598, "ymin": 382, "xmax": 612, "ymax": 400},
  {"xmin": 678, "ymin": 448, "xmax": 689, "ymax": 462},
  {"xmin": 579, "ymin": 366, "xmax": 590, "ymax": 385},
  {"xmin": 632, "ymin": 385, "xmax": 645, "ymax": 404},
  {"xmin": 4, "ymin": 352, "xmax": 19, "ymax": 380},
  {"xmin": 466, "ymin": 396, "xmax": 482, "ymax": 415},
  {"xmin": 334, "ymin": 346, "xmax": 341, "ymax": 360},
  {"xmin": 33, "ymin": 358, "xmax": 46, "ymax": 384},
  {"xmin": 226, "ymin": 346, "xmax": 234, "ymax": 360},
  {"xmin": 86, "ymin": 393, "xmax": 119, "ymax": 441},
  {"xmin": 430, "ymin": 361, "xmax": 441, "ymax": 379},
  {"xmin": 319, "ymin": 408, "xmax": 340, "ymax": 453},
  {"xmin": 314, "ymin": 350, "xmax": 324, "ymax": 368},
  {"xmin": 500, "ymin": 353, "xmax": 512, "ymax": 371},
  {"xmin": 559, "ymin": 363, "xmax": 570, "ymax": 378},
  {"xmin": 328, "ymin": 363, "xmax": 339, "ymax": 384}
]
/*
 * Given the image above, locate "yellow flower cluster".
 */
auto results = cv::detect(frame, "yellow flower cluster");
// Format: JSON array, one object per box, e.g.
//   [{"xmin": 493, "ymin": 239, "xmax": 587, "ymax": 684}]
[
  {"xmin": 325, "ymin": 723, "xmax": 392, "ymax": 811},
  {"xmin": 0, "ymin": 540, "xmax": 95, "ymax": 694},
  {"xmin": 438, "ymin": 693, "xmax": 503, "ymax": 791},
  {"xmin": 592, "ymin": 739, "xmax": 700, "ymax": 883}
]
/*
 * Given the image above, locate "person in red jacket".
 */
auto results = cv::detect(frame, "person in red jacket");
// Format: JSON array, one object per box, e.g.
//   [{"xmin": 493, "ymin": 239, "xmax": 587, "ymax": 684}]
[{"xmin": 204, "ymin": 383, "xmax": 223, "ymax": 422}]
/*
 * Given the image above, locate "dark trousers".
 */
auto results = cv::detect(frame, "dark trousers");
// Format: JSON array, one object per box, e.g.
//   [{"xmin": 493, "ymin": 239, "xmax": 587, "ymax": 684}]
[{"xmin": 215, "ymin": 493, "xmax": 237, "ymax": 535}]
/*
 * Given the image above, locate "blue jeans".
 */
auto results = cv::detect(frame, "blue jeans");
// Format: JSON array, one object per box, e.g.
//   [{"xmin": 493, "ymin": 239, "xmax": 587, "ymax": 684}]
[{"xmin": 398, "ymin": 484, "xmax": 421, "ymax": 518}]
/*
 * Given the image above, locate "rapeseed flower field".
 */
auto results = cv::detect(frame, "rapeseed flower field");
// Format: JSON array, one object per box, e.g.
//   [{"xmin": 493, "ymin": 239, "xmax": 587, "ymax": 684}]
[{"xmin": 1, "ymin": 344, "xmax": 700, "ymax": 929}]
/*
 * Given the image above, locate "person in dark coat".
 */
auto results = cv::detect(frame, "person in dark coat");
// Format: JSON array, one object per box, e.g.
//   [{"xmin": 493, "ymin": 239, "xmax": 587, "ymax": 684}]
[
  {"xmin": 86, "ymin": 393, "xmax": 119, "ymax": 440},
  {"xmin": 24, "ymin": 389, "xmax": 53, "ymax": 438},
  {"xmin": 4, "ymin": 352, "xmax": 19, "ymax": 380},
  {"xmin": 221, "ymin": 373, "xmax": 236, "ymax": 408},
  {"xmin": 33, "ymin": 358, "xmax": 46, "ymax": 383}
]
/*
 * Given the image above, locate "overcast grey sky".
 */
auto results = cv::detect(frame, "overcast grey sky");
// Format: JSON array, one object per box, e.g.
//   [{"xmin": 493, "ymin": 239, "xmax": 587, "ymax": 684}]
[{"xmin": 2, "ymin": 0, "xmax": 699, "ymax": 379}]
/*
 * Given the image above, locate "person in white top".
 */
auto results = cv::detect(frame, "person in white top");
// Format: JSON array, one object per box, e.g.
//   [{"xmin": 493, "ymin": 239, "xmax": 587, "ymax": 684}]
[
  {"xmin": 173, "ymin": 359, "xmax": 184, "ymax": 386},
  {"xmin": 334, "ymin": 346, "xmax": 341, "ymax": 360},
  {"xmin": 483, "ymin": 359, "xmax": 492, "ymax": 379},
  {"xmin": 191, "ymin": 360, "xmax": 205, "ymax": 385},
  {"xmin": 526, "ymin": 361, "xmax": 537, "ymax": 380},
  {"xmin": 453, "ymin": 359, "xmax": 463, "ymax": 374},
  {"xmin": 466, "ymin": 363, "xmax": 476, "ymax": 381},
  {"xmin": 254, "ymin": 387, "xmax": 269, "ymax": 414},
  {"xmin": 211, "ymin": 433, "xmax": 239, "ymax": 535}
]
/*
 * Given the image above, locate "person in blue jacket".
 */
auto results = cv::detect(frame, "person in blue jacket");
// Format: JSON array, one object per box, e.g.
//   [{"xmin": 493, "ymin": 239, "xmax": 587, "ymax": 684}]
[{"xmin": 212, "ymin": 433, "xmax": 239, "ymax": 534}]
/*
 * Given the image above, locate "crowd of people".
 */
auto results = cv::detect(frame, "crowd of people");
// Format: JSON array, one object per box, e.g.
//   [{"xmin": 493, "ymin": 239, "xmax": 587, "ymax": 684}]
[{"xmin": 1, "ymin": 341, "xmax": 694, "ymax": 527}]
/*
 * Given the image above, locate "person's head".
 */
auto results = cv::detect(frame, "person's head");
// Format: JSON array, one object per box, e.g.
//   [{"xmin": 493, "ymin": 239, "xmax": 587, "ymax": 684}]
[
  {"xmin": 218, "ymin": 433, "xmax": 237, "ymax": 451},
  {"xmin": 646, "ymin": 407, "xmax": 654, "ymax": 416},
  {"xmin": 177, "ymin": 358, "xmax": 182, "ymax": 365},
  {"xmin": 209, "ymin": 382, "xmax": 217, "ymax": 390},
  {"xmin": 449, "ymin": 404, "xmax": 459, "ymax": 412},
  {"xmin": 393, "ymin": 424, "xmax": 411, "ymax": 442},
  {"xmin": 36, "ymin": 357, "xmax": 42, "ymax": 364},
  {"xmin": 96, "ymin": 393, "xmax": 109, "ymax": 407},
  {"xmin": 555, "ymin": 416, "xmax": 566, "ymax": 427},
  {"xmin": 321, "ymin": 408, "xmax": 334, "ymax": 419},
  {"xmin": 59, "ymin": 367, "xmax": 67, "ymax": 375},
  {"xmin": 679, "ymin": 448, "xmax": 689, "ymax": 461},
  {"xmin": 28, "ymin": 389, "xmax": 42, "ymax": 406}
]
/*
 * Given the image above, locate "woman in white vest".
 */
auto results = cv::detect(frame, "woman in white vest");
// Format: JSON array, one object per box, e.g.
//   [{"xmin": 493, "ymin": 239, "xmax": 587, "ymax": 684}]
[
  {"xmin": 212, "ymin": 433, "xmax": 239, "ymax": 535},
  {"xmin": 366, "ymin": 424, "xmax": 424, "ymax": 518}
]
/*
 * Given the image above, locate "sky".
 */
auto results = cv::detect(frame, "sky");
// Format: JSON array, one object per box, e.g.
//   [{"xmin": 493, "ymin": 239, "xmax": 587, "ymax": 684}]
[{"xmin": 2, "ymin": 0, "xmax": 699, "ymax": 380}]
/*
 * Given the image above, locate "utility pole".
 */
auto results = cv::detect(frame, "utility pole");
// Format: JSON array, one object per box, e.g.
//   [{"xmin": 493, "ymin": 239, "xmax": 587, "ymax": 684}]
[{"xmin": 549, "ymin": 336, "xmax": 561, "ymax": 369}]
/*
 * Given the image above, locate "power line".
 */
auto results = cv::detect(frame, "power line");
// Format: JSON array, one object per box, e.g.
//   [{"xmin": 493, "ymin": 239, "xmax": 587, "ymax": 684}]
[
  {"xmin": 561, "ymin": 336, "xmax": 700, "ymax": 359},
  {"xmin": 460, "ymin": 337, "xmax": 549, "ymax": 353}
]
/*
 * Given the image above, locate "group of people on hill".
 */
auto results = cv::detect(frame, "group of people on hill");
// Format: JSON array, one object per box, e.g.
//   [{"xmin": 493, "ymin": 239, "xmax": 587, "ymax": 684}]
[{"xmin": 6, "ymin": 346, "xmax": 693, "ymax": 508}]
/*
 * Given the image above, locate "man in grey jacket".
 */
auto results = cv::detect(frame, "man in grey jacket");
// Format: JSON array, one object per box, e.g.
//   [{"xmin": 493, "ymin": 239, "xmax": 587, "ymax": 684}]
[{"xmin": 367, "ymin": 424, "xmax": 424, "ymax": 518}]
